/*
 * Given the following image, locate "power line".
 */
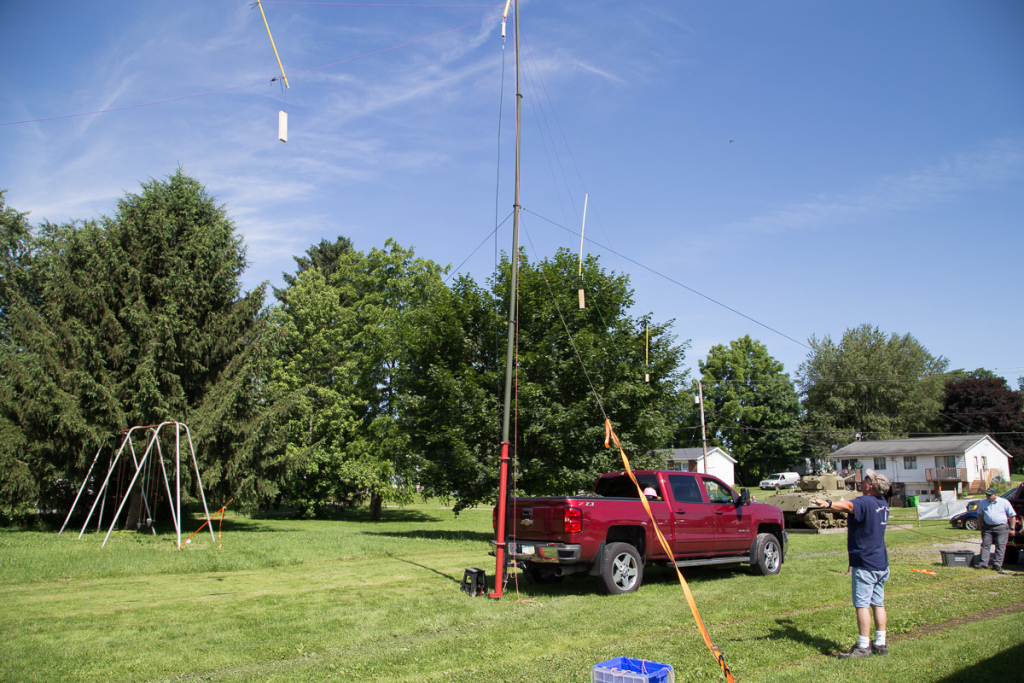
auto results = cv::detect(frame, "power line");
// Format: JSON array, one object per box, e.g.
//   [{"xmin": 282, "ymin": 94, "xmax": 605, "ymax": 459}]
[{"xmin": 522, "ymin": 207, "xmax": 811, "ymax": 352}]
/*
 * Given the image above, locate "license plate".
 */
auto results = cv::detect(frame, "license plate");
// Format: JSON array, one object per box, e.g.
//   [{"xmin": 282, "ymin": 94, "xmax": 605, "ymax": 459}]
[{"xmin": 520, "ymin": 545, "xmax": 535, "ymax": 555}]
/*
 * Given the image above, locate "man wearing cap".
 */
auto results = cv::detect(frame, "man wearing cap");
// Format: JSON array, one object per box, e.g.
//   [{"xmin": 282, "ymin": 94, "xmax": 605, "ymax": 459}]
[
  {"xmin": 812, "ymin": 469, "xmax": 891, "ymax": 658},
  {"xmin": 976, "ymin": 486, "xmax": 1016, "ymax": 571}
]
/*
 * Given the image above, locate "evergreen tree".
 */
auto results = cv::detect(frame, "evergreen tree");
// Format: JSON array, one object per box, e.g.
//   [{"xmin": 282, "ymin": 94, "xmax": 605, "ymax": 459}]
[
  {"xmin": 272, "ymin": 235, "xmax": 354, "ymax": 303},
  {"xmin": 0, "ymin": 172, "xmax": 272, "ymax": 518}
]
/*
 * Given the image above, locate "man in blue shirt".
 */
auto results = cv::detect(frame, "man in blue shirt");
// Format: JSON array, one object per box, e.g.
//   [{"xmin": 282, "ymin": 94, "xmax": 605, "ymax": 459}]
[
  {"xmin": 813, "ymin": 469, "xmax": 890, "ymax": 658},
  {"xmin": 976, "ymin": 486, "xmax": 1016, "ymax": 571}
]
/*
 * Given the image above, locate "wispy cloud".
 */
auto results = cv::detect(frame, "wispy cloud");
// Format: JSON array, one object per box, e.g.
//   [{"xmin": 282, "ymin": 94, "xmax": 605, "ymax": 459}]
[{"xmin": 730, "ymin": 138, "xmax": 1024, "ymax": 235}]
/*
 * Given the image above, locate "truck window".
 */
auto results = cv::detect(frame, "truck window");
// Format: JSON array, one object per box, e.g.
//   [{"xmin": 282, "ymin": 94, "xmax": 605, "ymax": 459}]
[
  {"xmin": 668, "ymin": 475, "xmax": 703, "ymax": 503},
  {"xmin": 595, "ymin": 474, "xmax": 660, "ymax": 498},
  {"xmin": 702, "ymin": 478, "xmax": 733, "ymax": 504}
]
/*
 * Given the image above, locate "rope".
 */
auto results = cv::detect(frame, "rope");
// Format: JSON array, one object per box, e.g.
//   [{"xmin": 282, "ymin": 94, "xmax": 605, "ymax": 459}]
[
  {"xmin": 178, "ymin": 499, "xmax": 234, "ymax": 550},
  {"xmin": 605, "ymin": 420, "xmax": 736, "ymax": 683}
]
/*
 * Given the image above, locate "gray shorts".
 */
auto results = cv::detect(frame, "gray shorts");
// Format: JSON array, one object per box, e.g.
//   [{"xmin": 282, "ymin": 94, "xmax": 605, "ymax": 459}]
[{"xmin": 851, "ymin": 567, "xmax": 889, "ymax": 608}]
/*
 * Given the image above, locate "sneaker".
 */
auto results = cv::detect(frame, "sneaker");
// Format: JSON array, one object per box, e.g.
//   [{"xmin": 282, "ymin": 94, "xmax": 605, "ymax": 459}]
[
  {"xmin": 838, "ymin": 644, "xmax": 873, "ymax": 659},
  {"xmin": 872, "ymin": 643, "xmax": 888, "ymax": 656}
]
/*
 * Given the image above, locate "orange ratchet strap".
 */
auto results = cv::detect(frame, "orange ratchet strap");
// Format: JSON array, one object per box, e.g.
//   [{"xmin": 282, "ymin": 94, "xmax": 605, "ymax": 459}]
[{"xmin": 605, "ymin": 420, "xmax": 735, "ymax": 683}]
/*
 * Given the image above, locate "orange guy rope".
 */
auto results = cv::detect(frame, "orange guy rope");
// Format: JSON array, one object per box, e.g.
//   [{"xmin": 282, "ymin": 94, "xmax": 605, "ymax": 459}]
[
  {"xmin": 605, "ymin": 420, "xmax": 736, "ymax": 683},
  {"xmin": 257, "ymin": 0, "xmax": 290, "ymax": 88},
  {"xmin": 178, "ymin": 498, "xmax": 233, "ymax": 550}
]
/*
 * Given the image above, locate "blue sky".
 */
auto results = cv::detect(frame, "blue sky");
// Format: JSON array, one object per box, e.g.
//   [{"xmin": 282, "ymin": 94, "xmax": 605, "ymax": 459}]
[{"xmin": 2, "ymin": 1, "xmax": 1022, "ymax": 385}]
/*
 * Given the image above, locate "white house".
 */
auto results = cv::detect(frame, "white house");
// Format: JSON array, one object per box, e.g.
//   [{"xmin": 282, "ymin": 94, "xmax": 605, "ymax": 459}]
[
  {"xmin": 827, "ymin": 434, "xmax": 1012, "ymax": 501},
  {"xmin": 660, "ymin": 447, "xmax": 737, "ymax": 487}
]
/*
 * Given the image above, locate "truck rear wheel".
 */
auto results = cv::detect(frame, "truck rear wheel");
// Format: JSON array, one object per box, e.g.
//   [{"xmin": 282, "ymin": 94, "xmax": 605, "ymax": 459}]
[
  {"xmin": 751, "ymin": 533, "xmax": 782, "ymax": 575},
  {"xmin": 598, "ymin": 542, "xmax": 643, "ymax": 594}
]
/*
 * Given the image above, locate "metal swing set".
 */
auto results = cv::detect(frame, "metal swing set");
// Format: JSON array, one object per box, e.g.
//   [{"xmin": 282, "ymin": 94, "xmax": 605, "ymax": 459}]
[{"xmin": 58, "ymin": 421, "xmax": 216, "ymax": 549}]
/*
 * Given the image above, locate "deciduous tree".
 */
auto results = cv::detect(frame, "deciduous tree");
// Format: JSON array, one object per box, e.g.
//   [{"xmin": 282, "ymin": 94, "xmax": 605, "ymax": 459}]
[
  {"xmin": 941, "ymin": 374, "xmax": 1024, "ymax": 472},
  {"xmin": 697, "ymin": 336, "xmax": 802, "ymax": 484},
  {"xmin": 402, "ymin": 248, "xmax": 689, "ymax": 511},
  {"xmin": 269, "ymin": 240, "xmax": 444, "ymax": 518},
  {"xmin": 797, "ymin": 324, "xmax": 949, "ymax": 456}
]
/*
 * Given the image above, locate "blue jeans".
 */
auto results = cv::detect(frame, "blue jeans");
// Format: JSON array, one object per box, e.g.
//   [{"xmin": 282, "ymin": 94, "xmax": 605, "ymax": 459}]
[
  {"xmin": 979, "ymin": 523, "xmax": 1009, "ymax": 569},
  {"xmin": 851, "ymin": 567, "xmax": 889, "ymax": 609}
]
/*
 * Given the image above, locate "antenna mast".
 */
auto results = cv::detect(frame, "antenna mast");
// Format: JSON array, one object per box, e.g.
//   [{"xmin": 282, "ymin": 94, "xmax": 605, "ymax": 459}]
[{"xmin": 491, "ymin": 0, "xmax": 521, "ymax": 599}]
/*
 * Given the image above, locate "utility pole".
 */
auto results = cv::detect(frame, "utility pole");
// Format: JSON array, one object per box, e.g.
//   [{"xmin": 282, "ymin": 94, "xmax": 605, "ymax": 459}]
[{"xmin": 697, "ymin": 380, "xmax": 708, "ymax": 474}]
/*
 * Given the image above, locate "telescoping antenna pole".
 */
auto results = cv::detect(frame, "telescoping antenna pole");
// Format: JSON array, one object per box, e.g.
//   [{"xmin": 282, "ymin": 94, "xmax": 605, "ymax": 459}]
[{"xmin": 491, "ymin": 0, "xmax": 521, "ymax": 600}]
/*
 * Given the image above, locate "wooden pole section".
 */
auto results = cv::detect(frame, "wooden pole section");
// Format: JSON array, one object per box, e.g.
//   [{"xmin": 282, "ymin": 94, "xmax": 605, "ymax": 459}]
[
  {"xmin": 645, "ymin": 321, "xmax": 650, "ymax": 383},
  {"xmin": 578, "ymin": 193, "xmax": 588, "ymax": 308}
]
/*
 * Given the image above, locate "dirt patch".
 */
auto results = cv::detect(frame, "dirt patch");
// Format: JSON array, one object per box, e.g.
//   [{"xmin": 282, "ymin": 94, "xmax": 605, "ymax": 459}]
[{"xmin": 895, "ymin": 601, "xmax": 1024, "ymax": 642}]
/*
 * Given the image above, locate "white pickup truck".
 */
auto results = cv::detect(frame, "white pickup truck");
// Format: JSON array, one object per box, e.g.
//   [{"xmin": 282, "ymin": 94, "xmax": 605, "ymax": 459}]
[{"xmin": 759, "ymin": 472, "xmax": 801, "ymax": 490}]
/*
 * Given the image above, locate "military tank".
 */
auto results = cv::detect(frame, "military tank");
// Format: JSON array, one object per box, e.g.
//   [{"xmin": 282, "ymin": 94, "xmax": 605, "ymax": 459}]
[{"xmin": 765, "ymin": 473, "xmax": 862, "ymax": 529}]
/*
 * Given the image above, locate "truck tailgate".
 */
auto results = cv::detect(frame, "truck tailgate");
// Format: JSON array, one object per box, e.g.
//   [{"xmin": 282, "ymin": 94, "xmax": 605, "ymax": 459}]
[{"xmin": 505, "ymin": 498, "xmax": 575, "ymax": 541}]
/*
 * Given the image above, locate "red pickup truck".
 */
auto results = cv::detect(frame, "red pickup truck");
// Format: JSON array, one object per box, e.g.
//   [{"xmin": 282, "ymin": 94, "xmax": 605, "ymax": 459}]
[
  {"xmin": 1001, "ymin": 482, "xmax": 1024, "ymax": 565},
  {"xmin": 494, "ymin": 470, "xmax": 788, "ymax": 594}
]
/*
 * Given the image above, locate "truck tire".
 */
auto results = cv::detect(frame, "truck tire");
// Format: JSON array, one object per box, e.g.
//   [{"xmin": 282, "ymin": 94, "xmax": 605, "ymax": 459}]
[
  {"xmin": 1004, "ymin": 545, "xmax": 1020, "ymax": 565},
  {"xmin": 598, "ymin": 542, "xmax": 643, "ymax": 594},
  {"xmin": 751, "ymin": 533, "xmax": 782, "ymax": 576}
]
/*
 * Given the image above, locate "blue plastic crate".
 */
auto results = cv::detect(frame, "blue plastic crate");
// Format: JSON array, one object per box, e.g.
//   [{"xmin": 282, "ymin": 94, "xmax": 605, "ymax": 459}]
[{"xmin": 591, "ymin": 657, "xmax": 674, "ymax": 683}]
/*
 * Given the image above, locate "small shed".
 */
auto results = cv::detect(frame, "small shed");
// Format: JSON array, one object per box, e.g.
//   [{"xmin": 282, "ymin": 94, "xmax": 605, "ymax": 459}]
[{"xmin": 660, "ymin": 447, "xmax": 737, "ymax": 487}]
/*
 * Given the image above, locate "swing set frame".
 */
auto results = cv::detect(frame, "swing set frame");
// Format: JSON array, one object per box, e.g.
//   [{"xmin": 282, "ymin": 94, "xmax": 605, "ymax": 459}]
[{"xmin": 58, "ymin": 421, "xmax": 216, "ymax": 549}]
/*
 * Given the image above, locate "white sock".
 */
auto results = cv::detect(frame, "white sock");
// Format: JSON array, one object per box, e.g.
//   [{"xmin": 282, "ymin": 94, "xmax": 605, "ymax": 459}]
[
  {"xmin": 874, "ymin": 631, "xmax": 886, "ymax": 646},
  {"xmin": 858, "ymin": 636, "xmax": 870, "ymax": 649}
]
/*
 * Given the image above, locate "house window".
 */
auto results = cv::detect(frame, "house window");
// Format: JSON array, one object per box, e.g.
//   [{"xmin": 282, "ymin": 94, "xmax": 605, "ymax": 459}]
[
  {"xmin": 936, "ymin": 455, "xmax": 957, "ymax": 469},
  {"xmin": 873, "ymin": 457, "xmax": 886, "ymax": 470},
  {"xmin": 903, "ymin": 456, "xmax": 917, "ymax": 470}
]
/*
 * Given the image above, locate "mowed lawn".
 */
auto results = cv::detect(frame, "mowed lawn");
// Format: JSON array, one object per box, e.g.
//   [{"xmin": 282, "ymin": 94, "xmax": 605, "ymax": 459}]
[{"xmin": 1, "ymin": 501, "xmax": 1021, "ymax": 683}]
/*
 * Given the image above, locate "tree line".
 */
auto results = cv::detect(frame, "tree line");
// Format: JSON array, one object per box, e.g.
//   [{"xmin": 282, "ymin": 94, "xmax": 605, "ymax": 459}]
[{"xmin": 1, "ymin": 173, "xmax": 1021, "ymax": 521}]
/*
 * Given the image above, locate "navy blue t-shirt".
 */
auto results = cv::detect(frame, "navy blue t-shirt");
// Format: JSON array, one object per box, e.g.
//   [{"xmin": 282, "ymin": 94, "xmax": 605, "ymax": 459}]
[{"xmin": 847, "ymin": 495, "xmax": 889, "ymax": 571}]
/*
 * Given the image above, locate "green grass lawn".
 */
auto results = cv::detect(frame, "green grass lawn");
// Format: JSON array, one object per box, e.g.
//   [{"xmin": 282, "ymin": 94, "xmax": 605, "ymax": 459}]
[{"xmin": 1, "ymin": 501, "xmax": 1021, "ymax": 682}]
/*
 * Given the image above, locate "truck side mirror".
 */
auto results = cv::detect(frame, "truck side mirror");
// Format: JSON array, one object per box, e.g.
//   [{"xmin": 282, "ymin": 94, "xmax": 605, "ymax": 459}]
[{"xmin": 737, "ymin": 488, "xmax": 751, "ymax": 506}]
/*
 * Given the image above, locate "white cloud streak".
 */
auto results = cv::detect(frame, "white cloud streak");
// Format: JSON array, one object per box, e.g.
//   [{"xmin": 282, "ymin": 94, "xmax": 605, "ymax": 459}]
[{"xmin": 730, "ymin": 138, "xmax": 1024, "ymax": 235}]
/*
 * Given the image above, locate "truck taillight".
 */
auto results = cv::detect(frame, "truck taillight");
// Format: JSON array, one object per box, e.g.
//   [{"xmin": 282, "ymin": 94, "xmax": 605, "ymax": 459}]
[{"xmin": 564, "ymin": 507, "xmax": 582, "ymax": 534}]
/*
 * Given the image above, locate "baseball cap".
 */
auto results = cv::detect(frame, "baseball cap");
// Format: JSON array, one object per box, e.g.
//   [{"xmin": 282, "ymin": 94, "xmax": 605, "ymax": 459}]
[
  {"xmin": 985, "ymin": 487, "xmax": 997, "ymax": 496},
  {"xmin": 864, "ymin": 469, "xmax": 891, "ymax": 495}
]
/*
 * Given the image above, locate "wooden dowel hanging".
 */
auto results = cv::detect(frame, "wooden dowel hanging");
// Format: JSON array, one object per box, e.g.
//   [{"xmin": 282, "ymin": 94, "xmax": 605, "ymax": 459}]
[
  {"xmin": 645, "ymin": 321, "xmax": 650, "ymax": 382},
  {"xmin": 578, "ymin": 193, "xmax": 588, "ymax": 309}
]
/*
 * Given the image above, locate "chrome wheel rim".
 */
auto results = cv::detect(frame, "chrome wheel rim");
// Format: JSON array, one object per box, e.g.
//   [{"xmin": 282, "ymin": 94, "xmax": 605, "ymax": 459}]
[
  {"xmin": 612, "ymin": 553, "xmax": 639, "ymax": 590},
  {"xmin": 764, "ymin": 540, "xmax": 780, "ymax": 572}
]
